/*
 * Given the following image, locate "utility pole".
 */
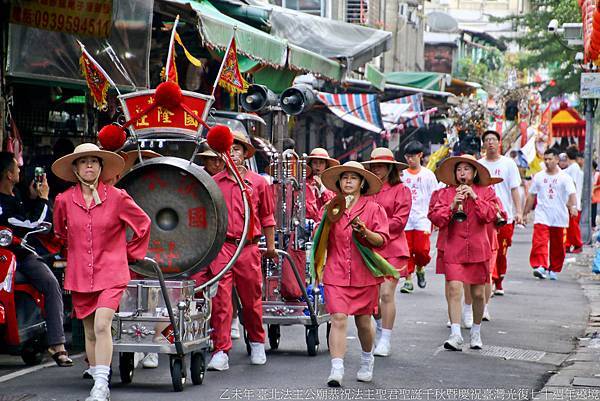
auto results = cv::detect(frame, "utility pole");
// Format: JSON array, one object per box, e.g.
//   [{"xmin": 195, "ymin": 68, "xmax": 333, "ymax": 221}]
[{"xmin": 581, "ymin": 97, "xmax": 597, "ymax": 244}]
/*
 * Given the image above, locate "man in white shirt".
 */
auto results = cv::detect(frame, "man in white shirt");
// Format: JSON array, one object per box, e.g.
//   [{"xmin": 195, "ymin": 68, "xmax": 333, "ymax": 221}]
[
  {"xmin": 563, "ymin": 146, "xmax": 584, "ymax": 254},
  {"xmin": 478, "ymin": 131, "xmax": 523, "ymax": 295},
  {"xmin": 524, "ymin": 148, "xmax": 578, "ymax": 280},
  {"xmin": 401, "ymin": 141, "xmax": 438, "ymax": 293}
]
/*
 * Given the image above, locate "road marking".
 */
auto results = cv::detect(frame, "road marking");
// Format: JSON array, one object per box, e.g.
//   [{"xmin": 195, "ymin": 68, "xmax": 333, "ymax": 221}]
[{"xmin": 0, "ymin": 353, "xmax": 84, "ymax": 383}]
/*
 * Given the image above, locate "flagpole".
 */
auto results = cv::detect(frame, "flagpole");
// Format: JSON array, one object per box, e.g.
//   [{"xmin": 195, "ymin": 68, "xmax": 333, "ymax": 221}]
[
  {"xmin": 164, "ymin": 15, "xmax": 180, "ymax": 81},
  {"xmin": 76, "ymin": 40, "xmax": 121, "ymax": 96},
  {"xmin": 211, "ymin": 27, "xmax": 236, "ymax": 98},
  {"xmin": 102, "ymin": 41, "xmax": 137, "ymax": 89}
]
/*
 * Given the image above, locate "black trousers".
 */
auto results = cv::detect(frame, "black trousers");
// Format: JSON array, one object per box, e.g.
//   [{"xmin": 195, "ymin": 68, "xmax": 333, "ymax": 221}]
[{"xmin": 18, "ymin": 253, "xmax": 65, "ymax": 346}]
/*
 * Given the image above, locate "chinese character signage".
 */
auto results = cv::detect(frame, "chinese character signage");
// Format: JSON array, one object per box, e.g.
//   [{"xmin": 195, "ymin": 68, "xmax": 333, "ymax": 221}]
[
  {"xmin": 10, "ymin": 0, "xmax": 113, "ymax": 38},
  {"xmin": 119, "ymin": 90, "xmax": 214, "ymax": 137}
]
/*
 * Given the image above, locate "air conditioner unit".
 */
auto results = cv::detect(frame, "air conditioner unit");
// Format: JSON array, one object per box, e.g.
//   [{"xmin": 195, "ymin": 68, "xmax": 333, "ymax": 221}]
[{"xmin": 408, "ymin": 10, "xmax": 419, "ymax": 24}]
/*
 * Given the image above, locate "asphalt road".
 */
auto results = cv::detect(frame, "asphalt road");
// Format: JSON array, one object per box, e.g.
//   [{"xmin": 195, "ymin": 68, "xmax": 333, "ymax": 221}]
[{"xmin": 0, "ymin": 227, "xmax": 589, "ymax": 401}]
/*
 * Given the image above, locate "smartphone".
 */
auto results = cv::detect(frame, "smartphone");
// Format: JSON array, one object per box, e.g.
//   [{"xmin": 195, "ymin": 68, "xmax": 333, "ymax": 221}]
[{"xmin": 34, "ymin": 167, "xmax": 45, "ymax": 183}]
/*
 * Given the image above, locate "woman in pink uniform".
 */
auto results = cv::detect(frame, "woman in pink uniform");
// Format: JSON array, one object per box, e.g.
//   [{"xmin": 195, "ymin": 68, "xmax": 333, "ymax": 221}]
[
  {"xmin": 52, "ymin": 144, "xmax": 151, "ymax": 401},
  {"xmin": 362, "ymin": 147, "xmax": 410, "ymax": 357},
  {"xmin": 318, "ymin": 161, "xmax": 389, "ymax": 387},
  {"xmin": 428, "ymin": 155, "xmax": 496, "ymax": 352}
]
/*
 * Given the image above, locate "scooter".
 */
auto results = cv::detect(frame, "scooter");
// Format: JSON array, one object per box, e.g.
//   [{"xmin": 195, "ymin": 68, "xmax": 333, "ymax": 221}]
[{"xmin": 0, "ymin": 222, "xmax": 53, "ymax": 365}]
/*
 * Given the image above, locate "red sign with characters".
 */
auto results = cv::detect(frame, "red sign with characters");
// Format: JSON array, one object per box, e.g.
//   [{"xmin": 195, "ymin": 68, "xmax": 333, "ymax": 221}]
[{"xmin": 119, "ymin": 90, "xmax": 214, "ymax": 137}]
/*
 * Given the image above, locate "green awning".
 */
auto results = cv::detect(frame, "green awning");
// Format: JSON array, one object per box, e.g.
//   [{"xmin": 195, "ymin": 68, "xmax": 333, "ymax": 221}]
[
  {"xmin": 287, "ymin": 44, "xmax": 343, "ymax": 82},
  {"xmin": 169, "ymin": 0, "xmax": 344, "ymax": 81},
  {"xmin": 185, "ymin": 0, "xmax": 288, "ymax": 67},
  {"xmin": 384, "ymin": 72, "xmax": 446, "ymax": 91}
]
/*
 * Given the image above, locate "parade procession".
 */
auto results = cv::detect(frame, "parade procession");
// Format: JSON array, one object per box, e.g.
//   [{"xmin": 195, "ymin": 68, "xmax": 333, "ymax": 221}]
[{"xmin": 5, "ymin": 1, "xmax": 600, "ymax": 401}]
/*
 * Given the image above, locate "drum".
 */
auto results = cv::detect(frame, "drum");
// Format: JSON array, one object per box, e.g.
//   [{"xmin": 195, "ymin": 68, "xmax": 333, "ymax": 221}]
[{"xmin": 117, "ymin": 157, "xmax": 227, "ymax": 278}]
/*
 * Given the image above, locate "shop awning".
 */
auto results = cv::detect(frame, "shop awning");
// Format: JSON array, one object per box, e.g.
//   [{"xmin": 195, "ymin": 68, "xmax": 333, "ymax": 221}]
[
  {"xmin": 316, "ymin": 92, "xmax": 384, "ymax": 133},
  {"xmin": 165, "ymin": 0, "xmax": 343, "ymax": 80},
  {"xmin": 168, "ymin": 0, "xmax": 288, "ymax": 67},
  {"xmin": 238, "ymin": 1, "xmax": 392, "ymax": 71},
  {"xmin": 551, "ymin": 102, "xmax": 586, "ymax": 138},
  {"xmin": 385, "ymin": 72, "xmax": 449, "ymax": 91}
]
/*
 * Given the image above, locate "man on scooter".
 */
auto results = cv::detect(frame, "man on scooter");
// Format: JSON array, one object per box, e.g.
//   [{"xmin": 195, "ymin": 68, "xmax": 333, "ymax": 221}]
[{"xmin": 0, "ymin": 152, "xmax": 72, "ymax": 367}]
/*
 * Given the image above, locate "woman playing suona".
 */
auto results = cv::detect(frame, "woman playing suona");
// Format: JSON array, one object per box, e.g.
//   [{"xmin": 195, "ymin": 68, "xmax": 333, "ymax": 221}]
[
  {"xmin": 362, "ymin": 148, "xmax": 411, "ymax": 357},
  {"xmin": 52, "ymin": 144, "xmax": 151, "ymax": 401},
  {"xmin": 428, "ymin": 155, "xmax": 498, "ymax": 351},
  {"xmin": 312, "ymin": 161, "xmax": 398, "ymax": 387}
]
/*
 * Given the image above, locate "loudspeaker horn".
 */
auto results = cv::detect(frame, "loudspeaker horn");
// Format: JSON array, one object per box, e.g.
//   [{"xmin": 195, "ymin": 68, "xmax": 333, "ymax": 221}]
[
  {"xmin": 280, "ymin": 85, "xmax": 316, "ymax": 116},
  {"xmin": 240, "ymin": 84, "xmax": 278, "ymax": 113}
]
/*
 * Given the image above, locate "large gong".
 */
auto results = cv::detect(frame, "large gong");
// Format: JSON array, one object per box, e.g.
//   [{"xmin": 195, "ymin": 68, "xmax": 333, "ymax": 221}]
[{"xmin": 117, "ymin": 157, "xmax": 227, "ymax": 278}]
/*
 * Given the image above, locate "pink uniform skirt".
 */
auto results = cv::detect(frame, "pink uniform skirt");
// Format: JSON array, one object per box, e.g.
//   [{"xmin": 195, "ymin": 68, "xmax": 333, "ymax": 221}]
[
  {"xmin": 388, "ymin": 256, "xmax": 409, "ymax": 278},
  {"xmin": 71, "ymin": 285, "xmax": 127, "ymax": 319},
  {"xmin": 444, "ymin": 262, "xmax": 490, "ymax": 285},
  {"xmin": 435, "ymin": 250, "xmax": 445, "ymax": 275},
  {"xmin": 325, "ymin": 284, "xmax": 379, "ymax": 316}
]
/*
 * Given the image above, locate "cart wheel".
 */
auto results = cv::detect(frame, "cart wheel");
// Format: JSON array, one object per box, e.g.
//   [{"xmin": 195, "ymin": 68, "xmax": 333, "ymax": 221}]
[
  {"xmin": 119, "ymin": 352, "xmax": 135, "ymax": 384},
  {"xmin": 326, "ymin": 322, "xmax": 332, "ymax": 350},
  {"xmin": 268, "ymin": 324, "xmax": 280, "ymax": 350},
  {"xmin": 305, "ymin": 326, "xmax": 319, "ymax": 356},
  {"xmin": 169, "ymin": 356, "xmax": 186, "ymax": 392},
  {"xmin": 243, "ymin": 326, "xmax": 251, "ymax": 355},
  {"xmin": 190, "ymin": 352, "xmax": 206, "ymax": 385}
]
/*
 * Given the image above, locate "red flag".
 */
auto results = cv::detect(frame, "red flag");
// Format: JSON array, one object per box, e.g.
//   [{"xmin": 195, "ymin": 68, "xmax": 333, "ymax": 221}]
[
  {"xmin": 79, "ymin": 47, "xmax": 111, "ymax": 110},
  {"xmin": 213, "ymin": 34, "xmax": 249, "ymax": 96}
]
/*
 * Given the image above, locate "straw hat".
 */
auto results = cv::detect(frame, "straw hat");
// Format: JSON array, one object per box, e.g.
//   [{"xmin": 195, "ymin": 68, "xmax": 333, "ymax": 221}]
[
  {"xmin": 120, "ymin": 150, "xmax": 162, "ymax": 174},
  {"xmin": 321, "ymin": 161, "xmax": 382, "ymax": 195},
  {"xmin": 51, "ymin": 143, "xmax": 125, "ymax": 183},
  {"xmin": 232, "ymin": 131, "xmax": 256, "ymax": 158},
  {"xmin": 435, "ymin": 155, "xmax": 492, "ymax": 186},
  {"xmin": 197, "ymin": 149, "xmax": 221, "ymax": 159},
  {"xmin": 362, "ymin": 147, "xmax": 408, "ymax": 170},
  {"xmin": 306, "ymin": 148, "xmax": 339, "ymax": 168},
  {"xmin": 489, "ymin": 177, "xmax": 504, "ymax": 185}
]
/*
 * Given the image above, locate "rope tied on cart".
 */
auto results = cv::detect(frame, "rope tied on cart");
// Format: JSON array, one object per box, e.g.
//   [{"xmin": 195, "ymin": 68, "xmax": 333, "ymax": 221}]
[{"xmin": 309, "ymin": 209, "xmax": 399, "ymax": 285}]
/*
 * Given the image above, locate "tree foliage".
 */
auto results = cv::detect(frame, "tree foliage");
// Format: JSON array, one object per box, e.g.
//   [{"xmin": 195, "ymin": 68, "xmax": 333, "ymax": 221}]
[
  {"xmin": 455, "ymin": 48, "xmax": 506, "ymax": 88},
  {"xmin": 495, "ymin": 0, "xmax": 581, "ymax": 97}
]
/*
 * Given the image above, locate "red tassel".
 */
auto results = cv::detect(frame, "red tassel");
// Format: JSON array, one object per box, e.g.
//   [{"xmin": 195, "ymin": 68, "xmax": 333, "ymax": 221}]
[
  {"xmin": 207, "ymin": 125, "xmax": 234, "ymax": 153},
  {"xmin": 98, "ymin": 124, "xmax": 127, "ymax": 151}
]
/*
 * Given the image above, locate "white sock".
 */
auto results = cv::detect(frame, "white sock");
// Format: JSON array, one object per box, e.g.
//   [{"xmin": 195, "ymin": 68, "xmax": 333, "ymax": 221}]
[
  {"xmin": 471, "ymin": 324, "xmax": 481, "ymax": 335},
  {"xmin": 232, "ymin": 317, "xmax": 239, "ymax": 327},
  {"xmin": 331, "ymin": 358, "xmax": 344, "ymax": 369},
  {"xmin": 463, "ymin": 302, "xmax": 472, "ymax": 312},
  {"xmin": 484, "ymin": 304, "xmax": 489, "ymax": 313},
  {"xmin": 450, "ymin": 323, "xmax": 461, "ymax": 337},
  {"xmin": 93, "ymin": 365, "xmax": 110, "ymax": 387},
  {"xmin": 361, "ymin": 350, "xmax": 373, "ymax": 361},
  {"xmin": 88, "ymin": 365, "xmax": 96, "ymax": 375},
  {"xmin": 375, "ymin": 318, "xmax": 382, "ymax": 330},
  {"xmin": 380, "ymin": 328, "xmax": 392, "ymax": 343}
]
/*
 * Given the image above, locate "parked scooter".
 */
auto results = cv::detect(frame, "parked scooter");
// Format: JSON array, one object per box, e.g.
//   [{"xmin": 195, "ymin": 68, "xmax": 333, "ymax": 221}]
[{"xmin": 0, "ymin": 222, "xmax": 53, "ymax": 365}]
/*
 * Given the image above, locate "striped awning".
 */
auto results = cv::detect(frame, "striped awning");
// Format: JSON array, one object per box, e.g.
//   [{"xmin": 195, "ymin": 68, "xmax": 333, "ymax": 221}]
[{"xmin": 316, "ymin": 92, "xmax": 384, "ymax": 133}]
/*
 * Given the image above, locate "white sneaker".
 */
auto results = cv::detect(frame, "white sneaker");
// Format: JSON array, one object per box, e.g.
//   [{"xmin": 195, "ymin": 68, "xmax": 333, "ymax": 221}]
[
  {"xmin": 373, "ymin": 339, "xmax": 391, "ymax": 357},
  {"xmin": 482, "ymin": 307, "xmax": 491, "ymax": 322},
  {"xmin": 207, "ymin": 351, "xmax": 229, "ymax": 371},
  {"xmin": 133, "ymin": 352, "xmax": 145, "ymax": 369},
  {"xmin": 446, "ymin": 321, "xmax": 451, "ymax": 328},
  {"xmin": 356, "ymin": 355, "xmax": 374, "ymax": 382},
  {"xmin": 85, "ymin": 382, "xmax": 110, "ymax": 401},
  {"xmin": 443, "ymin": 334, "xmax": 463, "ymax": 351},
  {"xmin": 249, "ymin": 342, "xmax": 267, "ymax": 365},
  {"xmin": 141, "ymin": 353, "xmax": 159, "ymax": 368},
  {"xmin": 462, "ymin": 308, "xmax": 473, "ymax": 329},
  {"xmin": 470, "ymin": 331, "xmax": 483, "ymax": 349},
  {"xmin": 231, "ymin": 319, "xmax": 240, "ymax": 340},
  {"xmin": 327, "ymin": 366, "xmax": 344, "ymax": 387}
]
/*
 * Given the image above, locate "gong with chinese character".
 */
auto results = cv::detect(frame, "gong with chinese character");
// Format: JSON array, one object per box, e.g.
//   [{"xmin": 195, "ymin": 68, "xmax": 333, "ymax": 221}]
[{"xmin": 117, "ymin": 157, "xmax": 227, "ymax": 278}]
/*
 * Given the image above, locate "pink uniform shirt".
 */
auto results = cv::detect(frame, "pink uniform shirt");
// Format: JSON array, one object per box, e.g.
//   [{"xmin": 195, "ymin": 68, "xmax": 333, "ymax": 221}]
[
  {"xmin": 428, "ymin": 185, "xmax": 496, "ymax": 264},
  {"xmin": 213, "ymin": 169, "xmax": 276, "ymax": 238},
  {"xmin": 367, "ymin": 182, "xmax": 411, "ymax": 259},
  {"xmin": 323, "ymin": 196, "xmax": 390, "ymax": 287},
  {"xmin": 307, "ymin": 176, "xmax": 336, "ymax": 213},
  {"xmin": 54, "ymin": 181, "xmax": 151, "ymax": 293}
]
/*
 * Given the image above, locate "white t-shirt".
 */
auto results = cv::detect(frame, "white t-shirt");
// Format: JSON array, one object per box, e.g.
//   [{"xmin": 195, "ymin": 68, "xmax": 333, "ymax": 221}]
[
  {"xmin": 478, "ymin": 156, "xmax": 522, "ymax": 223},
  {"xmin": 563, "ymin": 162, "xmax": 583, "ymax": 210},
  {"xmin": 402, "ymin": 167, "xmax": 438, "ymax": 231},
  {"xmin": 529, "ymin": 170, "xmax": 576, "ymax": 227}
]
